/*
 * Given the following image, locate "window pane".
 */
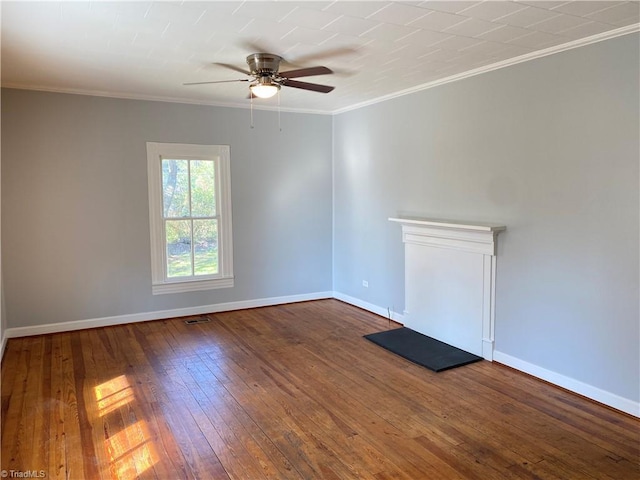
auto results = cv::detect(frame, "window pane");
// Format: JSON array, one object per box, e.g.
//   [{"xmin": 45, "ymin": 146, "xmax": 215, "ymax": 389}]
[
  {"xmin": 162, "ymin": 159, "xmax": 190, "ymax": 218},
  {"xmin": 190, "ymin": 160, "xmax": 216, "ymax": 217},
  {"xmin": 193, "ymin": 219, "xmax": 218, "ymax": 276},
  {"xmin": 166, "ymin": 220, "xmax": 192, "ymax": 277}
]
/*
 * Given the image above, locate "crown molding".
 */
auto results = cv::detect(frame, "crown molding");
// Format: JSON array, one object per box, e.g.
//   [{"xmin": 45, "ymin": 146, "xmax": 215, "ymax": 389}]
[{"xmin": 331, "ymin": 23, "xmax": 640, "ymax": 115}]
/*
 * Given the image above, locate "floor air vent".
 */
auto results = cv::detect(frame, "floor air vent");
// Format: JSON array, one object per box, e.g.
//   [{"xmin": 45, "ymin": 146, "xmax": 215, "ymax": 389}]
[{"xmin": 184, "ymin": 316, "xmax": 211, "ymax": 325}]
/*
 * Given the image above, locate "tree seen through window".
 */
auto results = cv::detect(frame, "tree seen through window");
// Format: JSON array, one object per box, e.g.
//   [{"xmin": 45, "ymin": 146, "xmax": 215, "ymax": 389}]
[{"xmin": 161, "ymin": 159, "xmax": 218, "ymax": 278}]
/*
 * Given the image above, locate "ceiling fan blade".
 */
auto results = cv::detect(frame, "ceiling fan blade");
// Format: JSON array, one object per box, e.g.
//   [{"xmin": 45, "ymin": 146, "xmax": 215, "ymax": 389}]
[
  {"xmin": 213, "ymin": 63, "xmax": 251, "ymax": 75},
  {"xmin": 279, "ymin": 66, "xmax": 333, "ymax": 79},
  {"xmin": 282, "ymin": 79, "xmax": 334, "ymax": 94},
  {"xmin": 183, "ymin": 79, "xmax": 249, "ymax": 86},
  {"xmin": 288, "ymin": 47, "xmax": 357, "ymax": 65},
  {"xmin": 241, "ymin": 40, "xmax": 272, "ymax": 54}
]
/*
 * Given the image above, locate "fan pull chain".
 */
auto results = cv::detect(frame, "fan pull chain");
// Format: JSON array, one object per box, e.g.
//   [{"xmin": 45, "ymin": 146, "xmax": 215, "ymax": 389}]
[
  {"xmin": 278, "ymin": 89, "xmax": 282, "ymax": 132},
  {"xmin": 250, "ymin": 93, "xmax": 254, "ymax": 129}
]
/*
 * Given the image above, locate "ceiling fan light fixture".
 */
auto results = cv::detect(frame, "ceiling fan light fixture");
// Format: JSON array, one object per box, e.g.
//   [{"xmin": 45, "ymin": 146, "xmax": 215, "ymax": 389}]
[{"xmin": 250, "ymin": 81, "xmax": 280, "ymax": 99}]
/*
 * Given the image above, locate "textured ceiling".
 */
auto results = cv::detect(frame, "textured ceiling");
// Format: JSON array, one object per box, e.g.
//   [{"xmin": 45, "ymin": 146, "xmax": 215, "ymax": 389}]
[{"xmin": 2, "ymin": 1, "xmax": 638, "ymax": 114}]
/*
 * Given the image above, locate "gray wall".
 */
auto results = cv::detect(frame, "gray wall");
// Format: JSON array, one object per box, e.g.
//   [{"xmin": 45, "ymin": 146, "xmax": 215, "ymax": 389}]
[
  {"xmin": 0, "ymin": 0, "xmax": 3, "ymax": 356},
  {"xmin": 2, "ymin": 90, "xmax": 333, "ymax": 327},
  {"xmin": 333, "ymin": 33, "xmax": 639, "ymax": 403}
]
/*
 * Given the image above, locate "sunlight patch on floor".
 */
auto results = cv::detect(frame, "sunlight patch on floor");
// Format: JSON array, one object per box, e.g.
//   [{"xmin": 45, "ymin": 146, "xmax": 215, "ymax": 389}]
[
  {"xmin": 94, "ymin": 375, "xmax": 135, "ymax": 417},
  {"xmin": 105, "ymin": 420, "xmax": 159, "ymax": 479},
  {"xmin": 95, "ymin": 375, "xmax": 160, "ymax": 479}
]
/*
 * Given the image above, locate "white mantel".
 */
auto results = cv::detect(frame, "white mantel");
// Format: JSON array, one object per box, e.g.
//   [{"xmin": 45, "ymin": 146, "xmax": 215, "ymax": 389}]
[{"xmin": 389, "ymin": 217, "xmax": 505, "ymax": 360}]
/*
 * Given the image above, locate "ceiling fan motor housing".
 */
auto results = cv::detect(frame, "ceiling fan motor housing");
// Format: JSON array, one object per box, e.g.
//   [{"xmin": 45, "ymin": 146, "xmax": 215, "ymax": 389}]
[{"xmin": 246, "ymin": 53, "xmax": 282, "ymax": 76}]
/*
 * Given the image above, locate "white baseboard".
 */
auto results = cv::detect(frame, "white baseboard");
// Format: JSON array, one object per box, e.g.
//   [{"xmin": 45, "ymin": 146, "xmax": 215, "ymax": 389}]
[
  {"xmin": 3, "ymin": 291, "xmax": 334, "ymax": 339},
  {"xmin": 493, "ymin": 350, "xmax": 639, "ymax": 418},
  {"xmin": 332, "ymin": 291, "xmax": 405, "ymax": 324}
]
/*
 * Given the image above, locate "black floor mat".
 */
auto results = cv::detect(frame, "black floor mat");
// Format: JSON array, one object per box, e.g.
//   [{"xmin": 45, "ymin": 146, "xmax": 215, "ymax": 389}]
[{"xmin": 364, "ymin": 327, "xmax": 483, "ymax": 372}]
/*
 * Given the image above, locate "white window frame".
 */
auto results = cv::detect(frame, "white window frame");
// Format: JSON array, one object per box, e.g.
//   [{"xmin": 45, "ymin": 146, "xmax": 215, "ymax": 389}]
[{"xmin": 147, "ymin": 142, "xmax": 233, "ymax": 295}]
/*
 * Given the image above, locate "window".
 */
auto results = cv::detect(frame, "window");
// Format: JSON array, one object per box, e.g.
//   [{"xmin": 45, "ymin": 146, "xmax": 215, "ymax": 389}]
[{"xmin": 147, "ymin": 142, "xmax": 233, "ymax": 294}]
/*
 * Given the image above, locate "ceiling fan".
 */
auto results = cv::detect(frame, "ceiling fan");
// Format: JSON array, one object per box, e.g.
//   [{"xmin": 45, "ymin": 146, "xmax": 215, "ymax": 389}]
[{"xmin": 184, "ymin": 53, "xmax": 335, "ymax": 99}]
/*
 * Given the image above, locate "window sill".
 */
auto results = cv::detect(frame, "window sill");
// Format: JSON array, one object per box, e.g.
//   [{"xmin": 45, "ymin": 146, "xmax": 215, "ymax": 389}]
[{"xmin": 152, "ymin": 276, "xmax": 234, "ymax": 295}]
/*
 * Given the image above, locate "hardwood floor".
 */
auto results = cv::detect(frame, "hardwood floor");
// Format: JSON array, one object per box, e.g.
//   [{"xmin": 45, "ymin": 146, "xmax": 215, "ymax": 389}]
[{"xmin": 1, "ymin": 299, "xmax": 638, "ymax": 479}]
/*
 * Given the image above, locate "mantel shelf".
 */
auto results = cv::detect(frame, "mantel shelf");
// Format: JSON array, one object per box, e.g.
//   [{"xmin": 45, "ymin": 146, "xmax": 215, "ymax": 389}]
[
  {"xmin": 389, "ymin": 216, "xmax": 505, "ymax": 257},
  {"xmin": 389, "ymin": 216, "xmax": 505, "ymax": 233}
]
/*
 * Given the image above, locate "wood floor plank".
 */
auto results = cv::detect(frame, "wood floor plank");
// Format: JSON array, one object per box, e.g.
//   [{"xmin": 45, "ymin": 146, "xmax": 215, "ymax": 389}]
[
  {"xmin": 134, "ymin": 380, "xmax": 197, "ymax": 479},
  {"xmin": 231, "ymin": 322, "xmax": 403, "ymax": 480},
  {"xmin": 2, "ymin": 338, "xmax": 30, "ymax": 473},
  {"xmin": 2, "ymin": 299, "xmax": 639, "ymax": 479},
  {"xmin": 461, "ymin": 362, "xmax": 639, "ymax": 459},
  {"xmin": 58, "ymin": 333, "xmax": 84, "ymax": 480},
  {"xmin": 47, "ymin": 334, "xmax": 67, "ymax": 480},
  {"xmin": 250, "ymin": 346, "xmax": 463, "ymax": 479},
  {"xmin": 185, "ymin": 359, "xmax": 300, "ymax": 480},
  {"xmin": 445, "ymin": 365, "xmax": 633, "ymax": 480},
  {"xmin": 215, "ymin": 351, "xmax": 364, "ymax": 479},
  {"xmin": 308, "ymin": 332, "xmax": 569, "ymax": 470}
]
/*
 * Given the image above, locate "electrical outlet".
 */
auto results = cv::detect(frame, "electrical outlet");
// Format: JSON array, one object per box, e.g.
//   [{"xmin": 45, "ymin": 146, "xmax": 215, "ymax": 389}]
[{"xmin": 362, "ymin": 280, "xmax": 369, "ymax": 288}]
